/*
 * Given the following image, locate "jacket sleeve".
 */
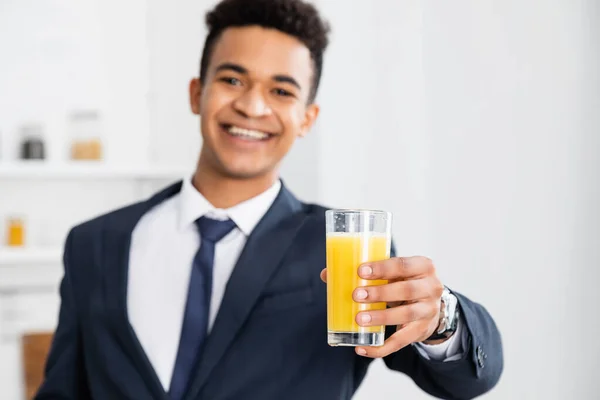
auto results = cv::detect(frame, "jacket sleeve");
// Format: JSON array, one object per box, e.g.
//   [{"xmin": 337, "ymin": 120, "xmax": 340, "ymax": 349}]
[
  {"xmin": 382, "ymin": 242, "xmax": 503, "ymax": 399},
  {"xmin": 35, "ymin": 229, "xmax": 91, "ymax": 399},
  {"xmin": 383, "ymin": 290, "xmax": 503, "ymax": 399}
]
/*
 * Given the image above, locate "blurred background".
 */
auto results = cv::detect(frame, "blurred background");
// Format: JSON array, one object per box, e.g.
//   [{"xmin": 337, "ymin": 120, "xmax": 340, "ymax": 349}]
[{"xmin": 1, "ymin": 0, "xmax": 598, "ymax": 398}]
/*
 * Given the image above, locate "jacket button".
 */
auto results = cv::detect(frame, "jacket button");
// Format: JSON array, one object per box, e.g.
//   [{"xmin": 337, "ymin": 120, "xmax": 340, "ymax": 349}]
[{"xmin": 476, "ymin": 346, "xmax": 485, "ymax": 368}]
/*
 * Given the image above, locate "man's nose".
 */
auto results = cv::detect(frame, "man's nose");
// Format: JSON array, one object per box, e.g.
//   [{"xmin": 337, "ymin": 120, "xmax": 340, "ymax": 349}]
[{"xmin": 232, "ymin": 87, "xmax": 273, "ymax": 118}]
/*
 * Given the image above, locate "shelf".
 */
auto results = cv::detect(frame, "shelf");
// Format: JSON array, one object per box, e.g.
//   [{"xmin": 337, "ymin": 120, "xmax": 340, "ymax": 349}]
[
  {"xmin": 0, "ymin": 161, "xmax": 187, "ymax": 180},
  {"xmin": 0, "ymin": 247, "xmax": 62, "ymax": 266}
]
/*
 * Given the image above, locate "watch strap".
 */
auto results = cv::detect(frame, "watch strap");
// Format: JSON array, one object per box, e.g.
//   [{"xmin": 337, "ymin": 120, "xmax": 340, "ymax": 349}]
[{"xmin": 426, "ymin": 286, "xmax": 460, "ymax": 341}]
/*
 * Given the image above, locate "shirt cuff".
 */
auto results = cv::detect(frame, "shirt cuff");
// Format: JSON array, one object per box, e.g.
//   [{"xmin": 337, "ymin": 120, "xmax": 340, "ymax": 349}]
[{"xmin": 412, "ymin": 315, "xmax": 467, "ymax": 362}]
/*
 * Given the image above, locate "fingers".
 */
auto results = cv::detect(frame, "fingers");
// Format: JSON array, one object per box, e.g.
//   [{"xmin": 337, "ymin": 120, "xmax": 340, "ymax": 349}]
[
  {"xmin": 324, "ymin": 256, "xmax": 436, "ymax": 283},
  {"xmin": 353, "ymin": 277, "xmax": 443, "ymax": 303},
  {"xmin": 359, "ymin": 256, "xmax": 434, "ymax": 280},
  {"xmin": 355, "ymin": 322, "xmax": 422, "ymax": 358},
  {"xmin": 355, "ymin": 300, "xmax": 437, "ymax": 328}
]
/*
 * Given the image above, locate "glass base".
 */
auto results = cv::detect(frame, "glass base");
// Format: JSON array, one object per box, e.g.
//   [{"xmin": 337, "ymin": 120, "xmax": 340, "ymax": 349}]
[{"xmin": 328, "ymin": 331, "xmax": 384, "ymax": 347}]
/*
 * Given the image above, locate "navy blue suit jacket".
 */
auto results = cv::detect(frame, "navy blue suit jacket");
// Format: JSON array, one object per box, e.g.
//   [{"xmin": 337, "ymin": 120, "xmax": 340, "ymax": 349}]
[{"xmin": 36, "ymin": 181, "xmax": 503, "ymax": 400}]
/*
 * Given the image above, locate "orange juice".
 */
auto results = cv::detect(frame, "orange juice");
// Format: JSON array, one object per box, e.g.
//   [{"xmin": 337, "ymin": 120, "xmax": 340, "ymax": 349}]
[
  {"xmin": 327, "ymin": 233, "xmax": 390, "ymax": 334},
  {"xmin": 6, "ymin": 217, "xmax": 25, "ymax": 247}
]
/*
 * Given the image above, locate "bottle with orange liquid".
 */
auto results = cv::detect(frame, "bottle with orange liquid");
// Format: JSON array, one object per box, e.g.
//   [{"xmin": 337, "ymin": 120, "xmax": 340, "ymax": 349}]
[
  {"xmin": 326, "ymin": 209, "xmax": 392, "ymax": 347},
  {"xmin": 6, "ymin": 216, "xmax": 25, "ymax": 247},
  {"xmin": 69, "ymin": 111, "xmax": 103, "ymax": 161}
]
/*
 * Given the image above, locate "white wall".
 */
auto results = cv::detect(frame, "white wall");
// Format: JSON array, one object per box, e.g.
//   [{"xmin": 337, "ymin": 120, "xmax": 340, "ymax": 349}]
[
  {"xmin": 0, "ymin": 0, "xmax": 151, "ymax": 165},
  {"xmin": 424, "ymin": 1, "xmax": 599, "ymax": 398}
]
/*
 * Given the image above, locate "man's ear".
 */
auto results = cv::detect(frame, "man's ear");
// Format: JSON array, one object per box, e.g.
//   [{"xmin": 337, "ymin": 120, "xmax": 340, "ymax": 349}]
[
  {"xmin": 298, "ymin": 103, "xmax": 320, "ymax": 138},
  {"xmin": 189, "ymin": 78, "xmax": 202, "ymax": 115}
]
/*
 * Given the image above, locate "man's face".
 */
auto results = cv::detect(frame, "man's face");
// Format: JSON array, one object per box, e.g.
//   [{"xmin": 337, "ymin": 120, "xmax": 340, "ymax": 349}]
[{"xmin": 190, "ymin": 26, "xmax": 319, "ymax": 180}]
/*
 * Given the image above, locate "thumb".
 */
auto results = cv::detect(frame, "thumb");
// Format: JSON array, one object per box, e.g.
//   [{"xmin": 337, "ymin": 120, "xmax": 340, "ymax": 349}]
[{"xmin": 320, "ymin": 268, "xmax": 327, "ymax": 283}]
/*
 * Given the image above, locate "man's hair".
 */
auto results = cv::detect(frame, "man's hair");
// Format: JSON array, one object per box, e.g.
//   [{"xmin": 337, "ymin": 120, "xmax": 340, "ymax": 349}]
[{"xmin": 200, "ymin": 0, "xmax": 330, "ymax": 102}]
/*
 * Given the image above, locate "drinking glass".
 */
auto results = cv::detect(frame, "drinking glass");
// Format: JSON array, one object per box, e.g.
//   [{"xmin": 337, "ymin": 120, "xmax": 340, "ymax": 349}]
[{"xmin": 326, "ymin": 209, "xmax": 392, "ymax": 346}]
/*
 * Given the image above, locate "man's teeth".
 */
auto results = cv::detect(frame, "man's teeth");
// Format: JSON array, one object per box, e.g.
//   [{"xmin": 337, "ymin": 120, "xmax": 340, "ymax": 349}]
[{"xmin": 228, "ymin": 126, "xmax": 270, "ymax": 140}]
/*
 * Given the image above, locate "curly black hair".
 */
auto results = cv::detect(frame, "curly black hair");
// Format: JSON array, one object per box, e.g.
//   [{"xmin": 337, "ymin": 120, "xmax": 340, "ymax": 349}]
[{"xmin": 200, "ymin": 0, "xmax": 330, "ymax": 102}]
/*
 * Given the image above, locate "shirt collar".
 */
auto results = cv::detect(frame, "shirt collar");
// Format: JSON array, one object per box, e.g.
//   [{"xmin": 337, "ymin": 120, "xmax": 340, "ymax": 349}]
[{"xmin": 178, "ymin": 176, "xmax": 282, "ymax": 236}]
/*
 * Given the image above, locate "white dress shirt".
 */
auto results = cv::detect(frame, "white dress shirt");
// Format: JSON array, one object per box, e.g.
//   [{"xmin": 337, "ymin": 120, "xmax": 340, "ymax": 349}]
[
  {"xmin": 127, "ymin": 176, "xmax": 465, "ymax": 390},
  {"xmin": 413, "ymin": 315, "xmax": 466, "ymax": 361}
]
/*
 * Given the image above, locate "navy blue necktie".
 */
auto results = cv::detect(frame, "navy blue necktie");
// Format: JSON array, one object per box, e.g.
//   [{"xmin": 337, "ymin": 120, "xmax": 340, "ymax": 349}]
[{"xmin": 169, "ymin": 216, "xmax": 236, "ymax": 400}]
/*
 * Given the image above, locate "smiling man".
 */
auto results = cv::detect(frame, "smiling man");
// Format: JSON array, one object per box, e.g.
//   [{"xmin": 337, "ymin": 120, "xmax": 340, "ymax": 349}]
[{"xmin": 35, "ymin": 0, "xmax": 503, "ymax": 399}]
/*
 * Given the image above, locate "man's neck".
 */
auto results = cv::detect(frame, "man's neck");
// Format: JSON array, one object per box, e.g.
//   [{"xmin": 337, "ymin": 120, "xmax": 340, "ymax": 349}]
[{"xmin": 192, "ymin": 164, "xmax": 278, "ymax": 209}]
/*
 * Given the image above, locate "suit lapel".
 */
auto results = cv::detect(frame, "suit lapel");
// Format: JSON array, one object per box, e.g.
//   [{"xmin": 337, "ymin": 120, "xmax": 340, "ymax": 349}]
[
  {"xmin": 185, "ymin": 184, "xmax": 306, "ymax": 400},
  {"xmin": 104, "ymin": 181, "xmax": 183, "ymax": 399}
]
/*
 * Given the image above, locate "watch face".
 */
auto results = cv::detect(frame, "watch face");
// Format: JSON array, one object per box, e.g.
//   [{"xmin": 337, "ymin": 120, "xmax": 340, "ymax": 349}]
[
  {"xmin": 440, "ymin": 290, "xmax": 458, "ymax": 333},
  {"xmin": 426, "ymin": 287, "xmax": 459, "ymax": 341}
]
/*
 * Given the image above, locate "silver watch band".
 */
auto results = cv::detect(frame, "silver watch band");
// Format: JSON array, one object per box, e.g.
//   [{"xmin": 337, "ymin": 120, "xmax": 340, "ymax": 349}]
[{"xmin": 428, "ymin": 286, "xmax": 460, "ymax": 340}]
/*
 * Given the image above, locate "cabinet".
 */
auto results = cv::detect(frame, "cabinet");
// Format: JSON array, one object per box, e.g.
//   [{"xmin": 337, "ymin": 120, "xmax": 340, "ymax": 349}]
[{"xmin": 0, "ymin": 260, "xmax": 62, "ymax": 400}]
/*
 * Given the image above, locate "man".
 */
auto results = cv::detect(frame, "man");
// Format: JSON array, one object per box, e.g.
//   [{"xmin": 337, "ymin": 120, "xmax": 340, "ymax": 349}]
[{"xmin": 36, "ymin": 0, "xmax": 503, "ymax": 399}]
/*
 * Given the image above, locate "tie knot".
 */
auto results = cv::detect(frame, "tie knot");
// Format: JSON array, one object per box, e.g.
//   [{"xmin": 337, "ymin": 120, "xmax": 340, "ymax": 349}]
[{"xmin": 195, "ymin": 216, "xmax": 236, "ymax": 243}]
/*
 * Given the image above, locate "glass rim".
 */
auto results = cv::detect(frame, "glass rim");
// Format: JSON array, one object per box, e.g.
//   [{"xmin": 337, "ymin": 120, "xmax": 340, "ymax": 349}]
[{"xmin": 325, "ymin": 208, "xmax": 391, "ymax": 216}]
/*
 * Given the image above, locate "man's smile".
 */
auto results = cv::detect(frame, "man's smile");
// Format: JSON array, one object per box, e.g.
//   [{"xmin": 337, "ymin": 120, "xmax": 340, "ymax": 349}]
[{"xmin": 220, "ymin": 123, "xmax": 277, "ymax": 141}]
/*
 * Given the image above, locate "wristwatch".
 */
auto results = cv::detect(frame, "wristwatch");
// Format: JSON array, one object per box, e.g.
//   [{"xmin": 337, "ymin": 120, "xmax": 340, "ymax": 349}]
[{"xmin": 426, "ymin": 286, "xmax": 460, "ymax": 341}]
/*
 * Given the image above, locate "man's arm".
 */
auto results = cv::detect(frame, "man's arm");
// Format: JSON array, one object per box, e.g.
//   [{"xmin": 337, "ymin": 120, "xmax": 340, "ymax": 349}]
[
  {"xmin": 35, "ymin": 230, "xmax": 90, "ymax": 399},
  {"xmin": 383, "ymin": 292, "xmax": 503, "ymax": 399},
  {"xmin": 320, "ymin": 241, "xmax": 503, "ymax": 399}
]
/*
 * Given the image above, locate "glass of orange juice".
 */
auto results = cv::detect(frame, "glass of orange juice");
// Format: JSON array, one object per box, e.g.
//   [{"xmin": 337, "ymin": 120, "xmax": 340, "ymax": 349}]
[{"xmin": 326, "ymin": 209, "xmax": 392, "ymax": 347}]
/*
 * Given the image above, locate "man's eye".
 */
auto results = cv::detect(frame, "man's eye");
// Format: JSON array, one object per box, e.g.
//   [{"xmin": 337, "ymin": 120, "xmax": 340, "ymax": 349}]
[
  {"xmin": 220, "ymin": 77, "xmax": 242, "ymax": 86},
  {"xmin": 273, "ymin": 88, "xmax": 293, "ymax": 97}
]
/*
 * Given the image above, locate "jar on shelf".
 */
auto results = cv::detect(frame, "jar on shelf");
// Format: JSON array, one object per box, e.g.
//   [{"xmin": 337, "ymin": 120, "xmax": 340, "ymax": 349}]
[
  {"xmin": 6, "ymin": 216, "xmax": 25, "ymax": 247},
  {"xmin": 69, "ymin": 110, "xmax": 103, "ymax": 161},
  {"xmin": 19, "ymin": 124, "xmax": 46, "ymax": 160}
]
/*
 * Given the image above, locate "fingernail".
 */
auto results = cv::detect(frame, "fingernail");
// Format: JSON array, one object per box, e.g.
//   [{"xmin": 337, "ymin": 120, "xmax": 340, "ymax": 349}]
[
  {"xmin": 359, "ymin": 266, "xmax": 373, "ymax": 277},
  {"xmin": 356, "ymin": 348, "xmax": 367, "ymax": 356},
  {"xmin": 355, "ymin": 289, "xmax": 368, "ymax": 300},
  {"xmin": 360, "ymin": 313, "xmax": 372, "ymax": 324}
]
